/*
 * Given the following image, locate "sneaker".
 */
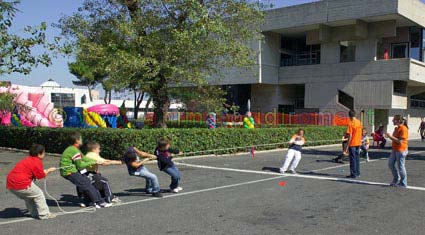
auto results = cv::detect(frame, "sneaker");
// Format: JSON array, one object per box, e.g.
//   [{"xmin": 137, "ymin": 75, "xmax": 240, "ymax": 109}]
[
  {"xmin": 389, "ymin": 182, "xmax": 398, "ymax": 187},
  {"xmin": 279, "ymin": 169, "xmax": 286, "ymax": 174},
  {"xmin": 97, "ymin": 202, "xmax": 112, "ymax": 208},
  {"xmin": 287, "ymin": 170, "xmax": 297, "ymax": 174},
  {"xmin": 78, "ymin": 203, "xmax": 86, "ymax": 208},
  {"xmin": 396, "ymin": 184, "xmax": 407, "ymax": 188},
  {"xmin": 111, "ymin": 197, "xmax": 121, "ymax": 203},
  {"xmin": 177, "ymin": 187, "xmax": 183, "ymax": 191},
  {"xmin": 172, "ymin": 188, "xmax": 179, "ymax": 193},
  {"xmin": 152, "ymin": 192, "xmax": 163, "ymax": 197},
  {"xmin": 366, "ymin": 157, "xmax": 370, "ymax": 162},
  {"xmin": 39, "ymin": 213, "xmax": 56, "ymax": 220}
]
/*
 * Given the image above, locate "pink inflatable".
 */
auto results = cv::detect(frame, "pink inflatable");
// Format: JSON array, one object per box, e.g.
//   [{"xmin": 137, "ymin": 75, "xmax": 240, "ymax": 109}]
[
  {"xmin": 0, "ymin": 111, "xmax": 11, "ymax": 126},
  {"xmin": 88, "ymin": 104, "xmax": 119, "ymax": 116},
  {"xmin": 0, "ymin": 85, "xmax": 63, "ymax": 127}
]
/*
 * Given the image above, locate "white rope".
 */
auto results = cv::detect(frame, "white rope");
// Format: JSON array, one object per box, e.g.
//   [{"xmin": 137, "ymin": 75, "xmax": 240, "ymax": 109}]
[
  {"xmin": 43, "ymin": 169, "xmax": 97, "ymax": 214},
  {"xmin": 181, "ymin": 138, "xmax": 342, "ymax": 156}
]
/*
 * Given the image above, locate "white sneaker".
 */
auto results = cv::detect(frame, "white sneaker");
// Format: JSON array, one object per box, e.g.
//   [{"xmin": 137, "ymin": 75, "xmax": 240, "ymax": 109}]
[
  {"xmin": 288, "ymin": 170, "xmax": 297, "ymax": 174},
  {"xmin": 279, "ymin": 169, "xmax": 286, "ymax": 174},
  {"xmin": 172, "ymin": 188, "xmax": 179, "ymax": 193},
  {"xmin": 78, "ymin": 203, "xmax": 86, "ymax": 208},
  {"xmin": 39, "ymin": 213, "xmax": 56, "ymax": 220},
  {"xmin": 177, "ymin": 187, "xmax": 183, "ymax": 191},
  {"xmin": 111, "ymin": 197, "xmax": 121, "ymax": 203},
  {"xmin": 96, "ymin": 202, "xmax": 112, "ymax": 208}
]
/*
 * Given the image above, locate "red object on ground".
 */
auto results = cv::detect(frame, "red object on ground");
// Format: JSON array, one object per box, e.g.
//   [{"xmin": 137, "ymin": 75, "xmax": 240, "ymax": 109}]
[
  {"xmin": 278, "ymin": 181, "xmax": 287, "ymax": 187},
  {"xmin": 250, "ymin": 146, "xmax": 255, "ymax": 158}
]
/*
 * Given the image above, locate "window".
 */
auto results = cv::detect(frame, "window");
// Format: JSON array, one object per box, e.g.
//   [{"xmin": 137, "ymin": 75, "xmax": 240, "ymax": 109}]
[
  {"xmin": 391, "ymin": 43, "xmax": 409, "ymax": 59},
  {"xmin": 81, "ymin": 94, "xmax": 87, "ymax": 105},
  {"xmin": 51, "ymin": 93, "xmax": 75, "ymax": 108},
  {"xmin": 340, "ymin": 41, "xmax": 356, "ymax": 62},
  {"xmin": 410, "ymin": 27, "xmax": 421, "ymax": 61},
  {"xmin": 422, "ymin": 28, "xmax": 425, "ymax": 62},
  {"xmin": 281, "ymin": 36, "xmax": 320, "ymax": 66},
  {"xmin": 393, "ymin": 81, "xmax": 407, "ymax": 95},
  {"xmin": 338, "ymin": 90, "xmax": 354, "ymax": 110}
]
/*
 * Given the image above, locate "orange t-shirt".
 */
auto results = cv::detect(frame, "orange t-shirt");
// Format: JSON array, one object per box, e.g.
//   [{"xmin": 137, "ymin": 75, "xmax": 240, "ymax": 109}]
[
  {"xmin": 346, "ymin": 118, "xmax": 362, "ymax": 147},
  {"xmin": 392, "ymin": 125, "xmax": 409, "ymax": 152}
]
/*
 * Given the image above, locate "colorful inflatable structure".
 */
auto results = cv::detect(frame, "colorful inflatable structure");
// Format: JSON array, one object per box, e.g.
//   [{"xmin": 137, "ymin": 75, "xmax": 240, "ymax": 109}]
[
  {"xmin": 0, "ymin": 85, "xmax": 63, "ymax": 127},
  {"xmin": 63, "ymin": 103, "xmax": 131, "ymax": 128}
]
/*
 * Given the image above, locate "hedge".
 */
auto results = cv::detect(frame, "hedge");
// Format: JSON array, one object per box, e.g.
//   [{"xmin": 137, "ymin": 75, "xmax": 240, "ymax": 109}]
[{"xmin": 0, "ymin": 126, "xmax": 345, "ymax": 159}]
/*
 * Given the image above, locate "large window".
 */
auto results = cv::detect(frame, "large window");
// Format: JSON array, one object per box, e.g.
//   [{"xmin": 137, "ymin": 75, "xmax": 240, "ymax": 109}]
[
  {"xmin": 51, "ymin": 93, "xmax": 75, "ymax": 108},
  {"xmin": 281, "ymin": 36, "xmax": 320, "ymax": 66},
  {"xmin": 393, "ymin": 81, "xmax": 407, "ymax": 95},
  {"xmin": 410, "ymin": 27, "xmax": 421, "ymax": 61},
  {"xmin": 338, "ymin": 90, "xmax": 354, "ymax": 110},
  {"xmin": 340, "ymin": 41, "xmax": 356, "ymax": 63}
]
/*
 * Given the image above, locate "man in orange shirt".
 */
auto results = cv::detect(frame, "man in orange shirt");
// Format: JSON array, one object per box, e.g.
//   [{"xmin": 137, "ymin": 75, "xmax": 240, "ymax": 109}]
[
  {"xmin": 385, "ymin": 115, "xmax": 409, "ymax": 187},
  {"xmin": 345, "ymin": 110, "xmax": 363, "ymax": 178}
]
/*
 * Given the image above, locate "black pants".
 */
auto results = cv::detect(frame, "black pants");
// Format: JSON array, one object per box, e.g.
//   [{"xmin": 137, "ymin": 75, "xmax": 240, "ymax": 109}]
[
  {"xmin": 77, "ymin": 173, "xmax": 113, "ymax": 203},
  {"xmin": 65, "ymin": 173, "xmax": 104, "ymax": 204}
]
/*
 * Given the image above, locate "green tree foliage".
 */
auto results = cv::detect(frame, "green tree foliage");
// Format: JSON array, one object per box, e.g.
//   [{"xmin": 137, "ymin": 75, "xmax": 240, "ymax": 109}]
[
  {"xmin": 0, "ymin": 1, "xmax": 52, "ymax": 75},
  {"xmin": 58, "ymin": 0, "xmax": 263, "ymax": 127}
]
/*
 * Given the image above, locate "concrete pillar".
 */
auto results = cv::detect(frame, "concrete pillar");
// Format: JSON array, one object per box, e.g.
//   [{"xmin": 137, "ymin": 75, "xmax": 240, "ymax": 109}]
[
  {"xmin": 356, "ymin": 38, "xmax": 377, "ymax": 62},
  {"xmin": 321, "ymin": 42, "xmax": 340, "ymax": 64}
]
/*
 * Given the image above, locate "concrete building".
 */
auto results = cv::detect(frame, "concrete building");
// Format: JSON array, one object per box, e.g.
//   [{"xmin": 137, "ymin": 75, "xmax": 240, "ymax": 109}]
[{"xmin": 216, "ymin": 0, "xmax": 425, "ymax": 135}]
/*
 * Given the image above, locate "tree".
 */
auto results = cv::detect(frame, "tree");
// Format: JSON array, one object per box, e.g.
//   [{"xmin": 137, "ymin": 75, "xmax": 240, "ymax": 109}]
[
  {"xmin": 68, "ymin": 56, "xmax": 107, "ymax": 102},
  {"xmin": 0, "ymin": 1, "xmax": 52, "ymax": 75},
  {"xmin": 58, "ymin": 0, "xmax": 263, "ymax": 127},
  {"xmin": 170, "ymin": 86, "xmax": 227, "ymax": 113}
]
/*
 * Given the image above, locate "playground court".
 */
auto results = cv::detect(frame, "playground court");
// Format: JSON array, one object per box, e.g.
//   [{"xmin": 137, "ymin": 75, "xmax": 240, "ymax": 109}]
[{"xmin": 1, "ymin": 141, "xmax": 425, "ymax": 234}]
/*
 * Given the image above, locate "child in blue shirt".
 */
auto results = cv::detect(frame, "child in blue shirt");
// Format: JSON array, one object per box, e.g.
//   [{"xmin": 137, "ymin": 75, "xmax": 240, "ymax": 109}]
[{"xmin": 155, "ymin": 137, "xmax": 182, "ymax": 193}]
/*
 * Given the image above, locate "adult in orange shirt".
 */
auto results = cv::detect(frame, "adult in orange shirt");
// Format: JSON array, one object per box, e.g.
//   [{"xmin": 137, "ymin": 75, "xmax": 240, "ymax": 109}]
[
  {"xmin": 385, "ymin": 115, "xmax": 409, "ymax": 187},
  {"xmin": 345, "ymin": 110, "xmax": 363, "ymax": 178}
]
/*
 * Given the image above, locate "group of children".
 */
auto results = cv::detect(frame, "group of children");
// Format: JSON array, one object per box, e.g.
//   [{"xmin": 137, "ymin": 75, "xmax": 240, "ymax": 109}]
[
  {"xmin": 6, "ymin": 117, "xmax": 409, "ymax": 220},
  {"xmin": 6, "ymin": 132, "xmax": 182, "ymax": 219}
]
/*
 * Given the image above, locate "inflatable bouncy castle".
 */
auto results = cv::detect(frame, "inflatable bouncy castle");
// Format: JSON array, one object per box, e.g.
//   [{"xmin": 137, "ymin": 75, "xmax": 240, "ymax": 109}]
[{"xmin": 0, "ymin": 85, "xmax": 63, "ymax": 127}]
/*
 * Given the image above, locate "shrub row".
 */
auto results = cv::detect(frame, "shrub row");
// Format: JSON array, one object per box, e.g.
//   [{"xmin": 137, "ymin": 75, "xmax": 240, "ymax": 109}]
[{"xmin": 0, "ymin": 126, "xmax": 345, "ymax": 159}]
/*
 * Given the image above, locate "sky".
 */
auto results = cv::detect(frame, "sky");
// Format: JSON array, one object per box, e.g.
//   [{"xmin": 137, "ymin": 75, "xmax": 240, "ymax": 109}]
[{"xmin": 1, "ymin": 0, "xmax": 424, "ymax": 89}]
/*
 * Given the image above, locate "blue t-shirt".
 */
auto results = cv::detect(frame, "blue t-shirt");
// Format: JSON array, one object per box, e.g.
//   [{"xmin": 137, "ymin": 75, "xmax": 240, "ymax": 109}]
[{"xmin": 123, "ymin": 147, "xmax": 139, "ymax": 175}]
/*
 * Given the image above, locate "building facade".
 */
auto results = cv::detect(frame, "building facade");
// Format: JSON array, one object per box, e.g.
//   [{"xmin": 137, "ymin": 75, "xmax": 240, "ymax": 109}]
[{"xmin": 217, "ymin": 0, "xmax": 425, "ymax": 135}]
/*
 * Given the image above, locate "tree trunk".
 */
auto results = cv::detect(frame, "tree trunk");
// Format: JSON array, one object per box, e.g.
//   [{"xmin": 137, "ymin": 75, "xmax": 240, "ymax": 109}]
[
  {"xmin": 104, "ymin": 89, "xmax": 112, "ymax": 104},
  {"xmin": 133, "ymin": 89, "xmax": 145, "ymax": 120},
  {"xmin": 87, "ymin": 86, "xmax": 93, "ymax": 102},
  {"xmin": 152, "ymin": 77, "xmax": 169, "ymax": 128},
  {"xmin": 144, "ymin": 97, "xmax": 152, "ymax": 118}
]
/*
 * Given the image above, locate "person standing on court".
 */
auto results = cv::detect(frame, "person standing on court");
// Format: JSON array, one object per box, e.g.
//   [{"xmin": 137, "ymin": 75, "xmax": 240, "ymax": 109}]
[
  {"xmin": 345, "ymin": 110, "xmax": 363, "ymax": 178},
  {"xmin": 385, "ymin": 115, "xmax": 409, "ymax": 187},
  {"xmin": 418, "ymin": 117, "xmax": 425, "ymax": 141}
]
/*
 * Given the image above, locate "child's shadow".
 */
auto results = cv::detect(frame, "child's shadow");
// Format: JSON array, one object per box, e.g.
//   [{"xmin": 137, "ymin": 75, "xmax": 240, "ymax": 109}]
[
  {"xmin": 46, "ymin": 194, "xmax": 82, "ymax": 207},
  {"xmin": 115, "ymin": 188, "xmax": 171, "ymax": 197},
  {"xmin": 262, "ymin": 167, "xmax": 280, "ymax": 173},
  {"xmin": 0, "ymin": 208, "xmax": 28, "ymax": 219}
]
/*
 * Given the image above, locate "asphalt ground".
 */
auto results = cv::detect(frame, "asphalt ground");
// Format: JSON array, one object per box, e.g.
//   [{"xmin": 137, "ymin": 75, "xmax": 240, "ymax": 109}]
[{"xmin": 1, "ymin": 141, "xmax": 425, "ymax": 234}]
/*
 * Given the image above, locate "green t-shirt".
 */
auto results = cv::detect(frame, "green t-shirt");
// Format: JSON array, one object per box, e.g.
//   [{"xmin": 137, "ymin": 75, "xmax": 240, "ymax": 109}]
[{"xmin": 60, "ymin": 146, "xmax": 96, "ymax": 177}]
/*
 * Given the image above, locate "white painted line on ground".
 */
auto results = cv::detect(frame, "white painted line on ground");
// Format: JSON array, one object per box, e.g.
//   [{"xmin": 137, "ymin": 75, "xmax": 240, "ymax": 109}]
[
  {"xmin": 0, "ymin": 175, "xmax": 286, "ymax": 226},
  {"xmin": 175, "ymin": 162, "xmax": 425, "ymax": 192}
]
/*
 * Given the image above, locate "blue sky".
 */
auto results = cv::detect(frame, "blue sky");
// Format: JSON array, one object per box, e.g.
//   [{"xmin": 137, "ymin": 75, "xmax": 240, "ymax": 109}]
[{"xmin": 1, "ymin": 0, "xmax": 424, "ymax": 88}]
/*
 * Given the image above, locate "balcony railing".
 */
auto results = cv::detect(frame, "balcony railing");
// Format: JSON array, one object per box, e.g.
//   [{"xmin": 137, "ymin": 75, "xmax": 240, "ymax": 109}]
[
  {"xmin": 411, "ymin": 99, "xmax": 425, "ymax": 108},
  {"xmin": 281, "ymin": 51, "xmax": 320, "ymax": 67}
]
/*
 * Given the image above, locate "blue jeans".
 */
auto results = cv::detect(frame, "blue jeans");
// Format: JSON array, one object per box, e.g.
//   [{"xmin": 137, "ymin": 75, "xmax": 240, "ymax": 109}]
[
  {"xmin": 349, "ymin": 146, "xmax": 360, "ymax": 177},
  {"xmin": 388, "ymin": 150, "xmax": 408, "ymax": 187},
  {"xmin": 134, "ymin": 166, "xmax": 160, "ymax": 193},
  {"xmin": 164, "ymin": 165, "xmax": 180, "ymax": 190}
]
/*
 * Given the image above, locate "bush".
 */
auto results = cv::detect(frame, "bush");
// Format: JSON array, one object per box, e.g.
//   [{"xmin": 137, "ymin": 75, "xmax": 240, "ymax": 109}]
[{"xmin": 0, "ymin": 126, "xmax": 345, "ymax": 159}]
